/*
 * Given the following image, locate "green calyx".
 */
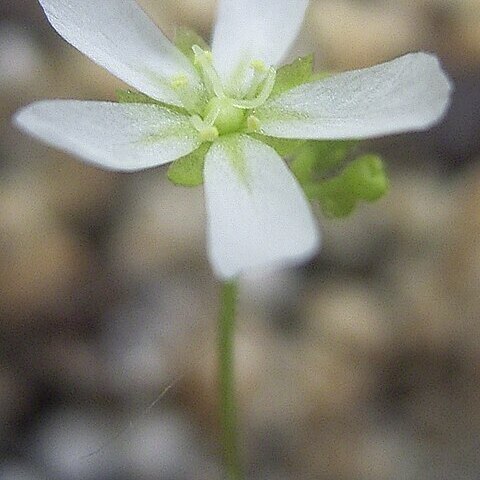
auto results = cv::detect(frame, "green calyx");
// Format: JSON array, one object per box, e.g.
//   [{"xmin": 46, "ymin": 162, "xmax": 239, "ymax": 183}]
[{"xmin": 295, "ymin": 149, "xmax": 389, "ymax": 218}]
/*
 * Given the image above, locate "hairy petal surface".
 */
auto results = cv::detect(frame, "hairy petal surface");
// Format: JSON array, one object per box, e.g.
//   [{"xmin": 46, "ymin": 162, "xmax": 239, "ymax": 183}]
[
  {"xmin": 14, "ymin": 100, "xmax": 201, "ymax": 171},
  {"xmin": 38, "ymin": 0, "xmax": 202, "ymax": 107},
  {"xmin": 212, "ymin": 0, "xmax": 309, "ymax": 91},
  {"xmin": 257, "ymin": 53, "xmax": 453, "ymax": 140},
  {"xmin": 204, "ymin": 135, "xmax": 319, "ymax": 279}
]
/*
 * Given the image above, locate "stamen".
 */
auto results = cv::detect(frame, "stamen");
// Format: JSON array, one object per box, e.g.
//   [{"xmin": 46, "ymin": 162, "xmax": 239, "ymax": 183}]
[
  {"xmin": 190, "ymin": 114, "xmax": 219, "ymax": 142},
  {"xmin": 231, "ymin": 67, "xmax": 276, "ymax": 109},
  {"xmin": 193, "ymin": 47, "xmax": 213, "ymax": 65},
  {"xmin": 170, "ymin": 73, "xmax": 201, "ymax": 114},
  {"xmin": 170, "ymin": 74, "xmax": 189, "ymax": 89},
  {"xmin": 204, "ymin": 103, "xmax": 221, "ymax": 126},
  {"xmin": 192, "ymin": 45, "xmax": 225, "ymax": 99},
  {"xmin": 245, "ymin": 59, "xmax": 269, "ymax": 100},
  {"xmin": 251, "ymin": 60, "xmax": 267, "ymax": 73},
  {"xmin": 247, "ymin": 115, "xmax": 261, "ymax": 133},
  {"xmin": 199, "ymin": 126, "xmax": 219, "ymax": 142}
]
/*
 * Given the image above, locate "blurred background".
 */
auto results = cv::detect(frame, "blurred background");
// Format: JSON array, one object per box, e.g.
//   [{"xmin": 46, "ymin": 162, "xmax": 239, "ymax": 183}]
[{"xmin": 1, "ymin": 0, "xmax": 480, "ymax": 479}]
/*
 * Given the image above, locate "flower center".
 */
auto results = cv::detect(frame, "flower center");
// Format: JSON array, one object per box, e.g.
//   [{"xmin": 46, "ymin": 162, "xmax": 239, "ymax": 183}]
[
  {"xmin": 183, "ymin": 45, "xmax": 276, "ymax": 141},
  {"xmin": 204, "ymin": 97, "xmax": 245, "ymax": 135}
]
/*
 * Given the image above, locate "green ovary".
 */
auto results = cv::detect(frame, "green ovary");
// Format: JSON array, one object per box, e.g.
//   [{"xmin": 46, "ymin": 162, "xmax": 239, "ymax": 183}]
[{"xmin": 204, "ymin": 97, "xmax": 246, "ymax": 135}]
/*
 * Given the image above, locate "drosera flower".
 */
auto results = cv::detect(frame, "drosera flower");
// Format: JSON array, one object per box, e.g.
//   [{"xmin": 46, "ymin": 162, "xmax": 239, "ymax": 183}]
[{"xmin": 14, "ymin": 0, "xmax": 452, "ymax": 280}]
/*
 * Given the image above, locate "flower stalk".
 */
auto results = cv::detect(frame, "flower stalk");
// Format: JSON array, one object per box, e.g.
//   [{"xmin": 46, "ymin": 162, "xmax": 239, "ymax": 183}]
[{"xmin": 219, "ymin": 280, "xmax": 242, "ymax": 480}]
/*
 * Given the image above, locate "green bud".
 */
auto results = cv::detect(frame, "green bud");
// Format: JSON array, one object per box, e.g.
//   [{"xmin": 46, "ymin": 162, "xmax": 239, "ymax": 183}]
[
  {"xmin": 291, "ymin": 140, "xmax": 357, "ymax": 183},
  {"xmin": 305, "ymin": 177, "xmax": 357, "ymax": 218},
  {"xmin": 343, "ymin": 154, "xmax": 389, "ymax": 201}
]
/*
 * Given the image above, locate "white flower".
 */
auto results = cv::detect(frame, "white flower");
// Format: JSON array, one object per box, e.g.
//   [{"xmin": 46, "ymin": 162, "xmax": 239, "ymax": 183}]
[{"xmin": 14, "ymin": 0, "xmax": 452, "ymax": 279}]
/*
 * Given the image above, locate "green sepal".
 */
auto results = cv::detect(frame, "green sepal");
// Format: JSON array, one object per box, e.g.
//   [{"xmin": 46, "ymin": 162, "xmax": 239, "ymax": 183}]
[
  {"xmin": 167, "ymin": 143, "xmax": 210, "ymax": 187},
  {"xmin": 270, "ymin": 54, "xmax": 314, "ymax": 99},
  {"xmin": 174, "ymin": 27, "xmax": 210, "ymax": 66},
  {"xmin": 309, "ymin": 71, "xmax": 332, "ymax": 82},
  {"xmin": 117, "ymin": 89, "xmax": 161, "ymax": 105},
  {"xmin": 291, "ymin": 140, "xmax": 357, "ymax": 183},
  {"xmin": 305, "ymin": 177, "xmax": 356, "ymax": 218},
  {"xmin": 343, "ymin": 154, "xmax": 389, "ymax": 201},
  {"xmin": 249, "ymin": 133, "xmax": 303, "ymax": 157},
  {"xmin": 116, "ymin": 89, "xmax": 186, "ymax": 114}
]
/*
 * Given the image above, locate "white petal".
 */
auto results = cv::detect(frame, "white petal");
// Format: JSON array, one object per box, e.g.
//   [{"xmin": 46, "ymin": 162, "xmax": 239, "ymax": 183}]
[
  {"xmin": 212, "ymin": 0, "xmax": 309, "ymax": 89},
  {"xmin": 38, "ymin": 0, "xmax": 202, "ymax": 107},
  {"xmin": 204, "ymin": 135, "xmax": 319, "ymax": 279},
  {"xmin": 14, "ymin": 100, "xmax": 201, "ymax": 171},
  {"xmin": 258, "ymin": 52, "xmax": 453, "ymax": 140}
]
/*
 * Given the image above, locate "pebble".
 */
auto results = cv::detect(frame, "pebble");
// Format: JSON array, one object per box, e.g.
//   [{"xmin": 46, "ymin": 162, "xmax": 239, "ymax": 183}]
[
  {"xmin": 0, "ymin": 173, "xmax": 91, "ymax": 320},
  {"xmin": 109, "ymin": 174, "xmax": 207, "ymax": 278},
  {"xmin": 302, "ymin": 280, "xmax": 391, "ymax": 358},
  {"xmin": 0, "ymin": 462, "xmax": 45, "ymax": 480},
  {"xmin": 310, "ymin": 0, "xmax": 424, "ymax": 70},
  {"xmin": 0, "ymin": 21, "xmax": 44, "ymax": 89},
  {"xmin": 31, "ymin": 409, "xmax": 118, "ymax": 480}
]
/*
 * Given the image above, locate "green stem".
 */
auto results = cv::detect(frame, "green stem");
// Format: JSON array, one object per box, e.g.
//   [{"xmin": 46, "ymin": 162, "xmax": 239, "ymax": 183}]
[{"xmin": 219, "ymin": 280, "xmax": 242, "ymax": 480}]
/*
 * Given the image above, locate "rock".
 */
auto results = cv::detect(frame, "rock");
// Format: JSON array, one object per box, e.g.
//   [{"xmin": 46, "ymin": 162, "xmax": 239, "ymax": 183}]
[
  {"xmin": 0, "ymin": 173, "xmax": 91, "ymax": 320},
  {"xmin": 31, "ymin": 409, "xmax": 117, "ymax": 480},
  {"xmin": 310, "ymin": 0, "xmax": 424, "ymax": 70},
  {"xmin": 0, "ymin": 365, "xmax": 30, "ymax": 448},
  {"xmin": 443, "ymin": 163, "xmax": 480, "ymax": 353},
  {"xmin": 385, "ymin": 171, "xmax": 455, "ymax": 251},
  {"xmin": 302, "ymin": 280, "xmax": 391, "ymax": 358},
  {"xmin": 0, "ymin": 21, "xmax": 44, "ymax": 89},
  {"xmin": 356, "ymin": 425, "xmax": 423, "ymax": 480},
  {"xmin": 40, "ymin": 157, "xmax": 119, "ymax": 226},
  {"xmin": 140, "ymin": 0, "xmax": 215, "ymax": 38},
  {"xmin": 320, "ymin": 201, "xmax": 391, "ymax": 270},
  {"xmin": 0, "ymin": 462, "xmax": 45, "ymax": 480},
  {"xmin": 123, "ymin": 411, "xmax": 220, "ymax": 479},
  {"xmin": 109, "ymin": 174, "xmax": 207, "ymax": 278},
  {"xmin": 386, "ymin": 254, "xmax": 459, "ymax": 350}
]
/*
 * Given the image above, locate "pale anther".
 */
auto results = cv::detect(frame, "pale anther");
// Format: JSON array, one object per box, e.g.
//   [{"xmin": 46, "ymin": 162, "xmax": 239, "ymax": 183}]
[
  {"xmin": 251, "ymin": 59, "xmax": 267, "ymax": 73},
  {"xmin": 190, "ymin": 114, "xmax": 219, "ymax": 142},
  {"xmin": 199, "ymin": 126, "xmax": 219, "ymax": 142},
  {"xmin": 247, "ymin": 115, "xmax": 261, "ymax": 132},
  {"xmin": 170, "ymin": 74, "xmax": 189, "ymax": 90}
]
